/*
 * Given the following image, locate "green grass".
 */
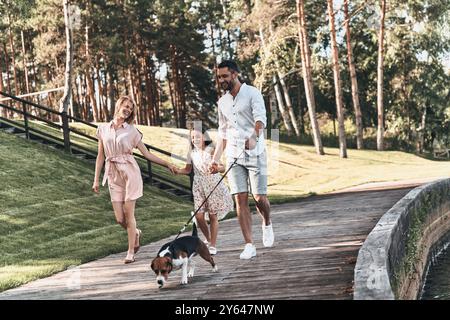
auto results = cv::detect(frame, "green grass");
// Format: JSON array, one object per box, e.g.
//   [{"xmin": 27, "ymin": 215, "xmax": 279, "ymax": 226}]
[{"xmin": 0, "ymin": 130, "xmax": 192, "ymax": 292}]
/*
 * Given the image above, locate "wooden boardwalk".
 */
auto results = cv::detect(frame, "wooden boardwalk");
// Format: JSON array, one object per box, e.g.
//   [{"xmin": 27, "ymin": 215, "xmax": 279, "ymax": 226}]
[{"xmin": 0, "ymin": 187, "xmax": 413, "ymax": 300}]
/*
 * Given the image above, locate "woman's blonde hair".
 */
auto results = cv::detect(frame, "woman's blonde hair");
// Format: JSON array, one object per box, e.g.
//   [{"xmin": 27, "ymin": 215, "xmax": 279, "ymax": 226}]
[{"xmin": 114, "ymin": 96, "xmax": 137, "ymax": 124}]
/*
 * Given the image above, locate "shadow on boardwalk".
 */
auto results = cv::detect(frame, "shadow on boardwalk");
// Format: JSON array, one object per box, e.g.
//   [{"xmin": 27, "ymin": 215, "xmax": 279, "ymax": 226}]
[{"xmin": 0, "ymin": 187, "xmax": 414, "ymax": 300}]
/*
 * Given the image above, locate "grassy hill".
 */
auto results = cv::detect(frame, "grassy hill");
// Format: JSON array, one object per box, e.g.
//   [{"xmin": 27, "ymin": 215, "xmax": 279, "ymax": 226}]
[{"xmin": 0, "ymin": 130, "xmax": 192, "ymax": 292}]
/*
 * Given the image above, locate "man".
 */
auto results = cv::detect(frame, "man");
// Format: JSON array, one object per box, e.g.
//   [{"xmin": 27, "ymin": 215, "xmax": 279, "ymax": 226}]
[{"xmin": 209, "ymin": 60, "xmax": 274, "ymax": 260}]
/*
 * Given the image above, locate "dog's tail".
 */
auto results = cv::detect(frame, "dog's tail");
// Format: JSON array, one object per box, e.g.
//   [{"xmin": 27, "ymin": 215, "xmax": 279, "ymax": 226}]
[{"xmin": 190, "ymin": 211, "xmax": 198, "ymax": 238}]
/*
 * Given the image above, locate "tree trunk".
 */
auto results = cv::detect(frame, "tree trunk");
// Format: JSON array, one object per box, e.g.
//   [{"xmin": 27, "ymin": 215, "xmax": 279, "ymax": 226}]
[
  {"xmin": 376, "ymin": 0, "xmax": 386, "ymax": 151},
  {"xmin": 124, "ymin": 36, "xmax": 137, "ymax": 105},
  {"xmin": 417, "ymin": 105, "xmax": 427, "ymax": 154},
  {"xmin": 168, "ymin": 74, "xmax": 178, "ymax": 127},
  {"xmin": 8, "ymin": 16, "xmax": 20, "ymax": 112},
  {"xmin": 155, "ymin": 73, "xmax": 162, "ymax": 126},
  {"xmin": 95, "ymin": 57, "xmax": 107, "ymax": 121},
  {"xmin": 344, "ymin": 0, "xmax": 363, "ymax": 149},
  {"xmin": 20, "ymin": 31, "xmax": 30, "ymax": 95},
  {"xmin": 208, "ymin": 23, "xmax": 221, "ymax": 97},
  {"xmin": 273, "ymin": 74, "xmax": 294, "ymax": 136},
  {"xmin": 133, "ymin": 64, "xmax": 142, "ymax": 124},
  {"xmin": 79, "ymin": 74, "xmax": 86, "ymax": 120},
  {"xmin": 278, "ymin": 72, "xmax": 301, "ymax": 137},
  {"xmin": 31, "ymin": 57, "xmax": 41, "ymax": 114},
  {"xmin": 60, "ymin": 0, "xmax": 73, "ymax": 113},
  {"xmin": 85, "ymin": 24, "xmax": 99, "ymax": 122},
  {"xmin": 267, "ymin": 20, "xmax": 301, "ymax": 137},
  {"xmin": 44, "ymin": 66, "xmax": 52, "ymax": 118},
  {"xmin": 296, "ymin": 0, "xmax": 324, "ymax": 155},
  {"xmin": 177, "ymin": 68, "xmax": 187, "ymax": 128},
  {"xmin": 0, "ymin": 44, "xmax": 7, "ymax": 118},
  {"xmin": 138, "ymin": 70, "xmax": 145, "ymax": 125},
  {"xmin": 74, "ymin": 75, "xmax": 82, "ymax": 118},
  {"xmin": 258, "ymin": 26, "xmax": 294, "ymax": 136},
  {"xmin": 106, "ymin": 69, "xmax": 116, "ymax": 118},
  {"xmin": 220, "ymin": 0, "xmax": 234, "ymax": 59},
  {"xmin": 327, "ymin": 0, "xmax": 347, "ymax": 158},
  {"xmin": 170, "ymin": 44, "xmax": 186, "ymax": 128},
  {"xmin": 143, "ymin": 66, "xmax": 153, "ymax": 126},
  {"xmin": 3, "ymin": 42, "xmax": 13, "ymax": 116},
  {"xmin": 297, "ymin": 85, "xmax": 305, "ymax": 134}
]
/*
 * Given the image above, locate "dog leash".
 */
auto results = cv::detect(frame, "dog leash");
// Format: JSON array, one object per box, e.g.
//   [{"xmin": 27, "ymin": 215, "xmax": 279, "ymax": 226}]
[{"xmin": 172, "ymin": 147, "xmax": 247, "ymax": 241}]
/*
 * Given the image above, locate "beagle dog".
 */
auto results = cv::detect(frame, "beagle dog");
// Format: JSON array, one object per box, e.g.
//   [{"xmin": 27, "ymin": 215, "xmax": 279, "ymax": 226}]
[{"xmin": 150, "ymin": 223, "xmax": 218, "ymax": 288}]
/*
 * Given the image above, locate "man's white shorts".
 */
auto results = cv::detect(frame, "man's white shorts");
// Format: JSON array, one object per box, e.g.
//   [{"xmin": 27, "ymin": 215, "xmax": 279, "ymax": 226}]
[{"xmin": 227, "ymin": 150, "xmax": 268, "ymax": 195}]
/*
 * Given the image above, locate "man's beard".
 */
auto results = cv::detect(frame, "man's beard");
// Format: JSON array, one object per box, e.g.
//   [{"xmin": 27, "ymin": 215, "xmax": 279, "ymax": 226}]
[{"xmin": 221, "ymin": 80, "xmax": 233, "ymax": 91}]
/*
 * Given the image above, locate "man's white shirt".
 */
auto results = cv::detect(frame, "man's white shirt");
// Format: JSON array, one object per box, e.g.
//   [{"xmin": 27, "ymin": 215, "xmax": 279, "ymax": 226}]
[{"xmin": 217, "ymin": 83, "xmax": 267, "ymax": 159}]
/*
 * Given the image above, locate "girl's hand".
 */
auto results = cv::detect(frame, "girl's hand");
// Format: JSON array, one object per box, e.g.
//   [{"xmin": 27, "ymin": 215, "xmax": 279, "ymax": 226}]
[
  {"xmin": 208, "ymin": 160, "xmax": 219, "ymax": 174},
  {"xmin": 92, "ymin": 181, "xmax": 100, "ymax": 194}
]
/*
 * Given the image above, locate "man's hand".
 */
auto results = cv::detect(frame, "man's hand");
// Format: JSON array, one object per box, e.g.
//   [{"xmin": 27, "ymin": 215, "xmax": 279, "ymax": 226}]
[
  {"xmin": 245, "ymin": 135, "xmax": 258, "ymax": 150},
  {"xmin": 208, "ymin": 160, "xmax": 219, "ymax": 174},
  {"xmin": 92, "ymin": 181, "xmax": 100, "ymax": 194}
]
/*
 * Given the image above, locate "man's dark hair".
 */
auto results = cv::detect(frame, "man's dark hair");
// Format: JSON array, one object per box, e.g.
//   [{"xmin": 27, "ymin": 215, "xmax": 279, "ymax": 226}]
[{"xmin": 217, "ymin": 60, "xmax": 240, "ymax": 73}]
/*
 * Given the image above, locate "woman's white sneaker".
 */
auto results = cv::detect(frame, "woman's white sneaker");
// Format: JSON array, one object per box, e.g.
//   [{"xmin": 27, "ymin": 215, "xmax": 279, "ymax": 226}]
[
  {"xmin": 262, "ymin": 224, "xmax": 274, "ymax": 247},
  {"xmin": 239, "ymin": 243, "xmax": 256, "ymax": 259}
]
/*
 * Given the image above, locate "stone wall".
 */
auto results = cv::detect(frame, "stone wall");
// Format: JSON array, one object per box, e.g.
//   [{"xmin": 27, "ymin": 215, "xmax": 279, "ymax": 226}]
[{"xmin": 353, "ymin": 179, "xmax": 450, "ymax": 300}]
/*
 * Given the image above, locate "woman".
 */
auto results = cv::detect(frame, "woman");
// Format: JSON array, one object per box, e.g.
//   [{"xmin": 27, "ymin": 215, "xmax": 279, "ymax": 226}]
[
  {"xmin": 174, "ymin": 126, "xmax": 233, "ymax": 255},
  {"xmin": 92, "ymin": 96, "xmax": 176, "ymax": 264}
]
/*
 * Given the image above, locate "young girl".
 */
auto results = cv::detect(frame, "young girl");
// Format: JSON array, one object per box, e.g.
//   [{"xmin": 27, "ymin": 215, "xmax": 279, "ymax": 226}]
[{"xmin": 174, "ymin": 127, "xmax": 234, "ymax": 255}]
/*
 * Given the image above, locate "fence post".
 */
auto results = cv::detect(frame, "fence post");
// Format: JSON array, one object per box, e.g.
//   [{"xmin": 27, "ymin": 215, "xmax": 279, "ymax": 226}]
[
  {"xmin": 61, "ymin": 111, "xmax": 71, "ymax": 153},
  {"xmin": 147, "ymin": 160, "xmax": 153, "ymax": 185},
  {"xmin": 22, "ymin": 101, "xmax": 30, "ymax": 140}
]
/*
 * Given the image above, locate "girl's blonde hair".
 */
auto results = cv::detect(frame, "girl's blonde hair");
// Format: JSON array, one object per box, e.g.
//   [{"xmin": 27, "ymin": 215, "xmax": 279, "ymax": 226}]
[{"xmin": 114, "ymin": 96, "xmax": 136, "ymax": 124}]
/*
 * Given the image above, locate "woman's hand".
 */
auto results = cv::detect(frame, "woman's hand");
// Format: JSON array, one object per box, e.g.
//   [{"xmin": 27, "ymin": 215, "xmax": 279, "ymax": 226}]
[
  {"xmin": 92, "ymin": 181, "xmax": 100, "ymax": 194},
  {"xmin": 167, "ymin": 164, "xmax": 178, "ymax": 175}
]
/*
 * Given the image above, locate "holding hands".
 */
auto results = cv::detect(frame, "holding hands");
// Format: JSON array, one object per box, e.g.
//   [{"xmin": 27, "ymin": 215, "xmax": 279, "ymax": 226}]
[{"xmin": 208, "ymin": 160, "xmax": 219, "ymax": 174}]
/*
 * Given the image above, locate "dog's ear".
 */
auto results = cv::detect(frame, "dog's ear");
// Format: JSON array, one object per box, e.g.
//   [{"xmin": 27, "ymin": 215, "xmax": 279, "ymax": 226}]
[
  {"xmin": 165, "ymin": 257, "xmax": 173, "ymax": 272},
  {"xmin": 150, "ymin": 260, "xmax": 155, "ymax": 271}
]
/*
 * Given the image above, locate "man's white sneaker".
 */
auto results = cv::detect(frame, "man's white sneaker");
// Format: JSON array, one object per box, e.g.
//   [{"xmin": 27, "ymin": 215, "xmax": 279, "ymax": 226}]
[
  {"xmin": 239, "ymin": 243, "xmax": 256, "ymax": 259},
  {"xmin": 262, "ymin": 224, "xmax": 274, "ymax": 247},
  {"xmin": 209, "ymin": 246, "xmax": 217, "ymax": 255}
]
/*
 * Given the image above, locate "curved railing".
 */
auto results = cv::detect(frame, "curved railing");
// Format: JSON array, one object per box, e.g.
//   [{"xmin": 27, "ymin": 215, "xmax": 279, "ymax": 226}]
[{"xmin": 354, "ymin": 178, "xmax": 450, "ymax": 299}]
